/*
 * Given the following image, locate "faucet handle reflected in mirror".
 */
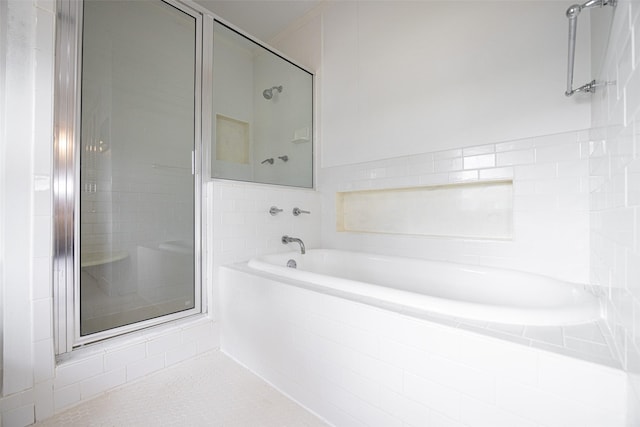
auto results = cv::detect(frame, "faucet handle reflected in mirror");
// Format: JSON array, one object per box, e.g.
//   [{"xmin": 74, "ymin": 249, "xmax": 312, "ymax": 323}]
[
  {"xmin": 293, "ymin": 207, "xmax": 310, "ymax": 216},
  {"xmin": 269, "ymin": 206, "xmax": 283, "ymax": 216}
]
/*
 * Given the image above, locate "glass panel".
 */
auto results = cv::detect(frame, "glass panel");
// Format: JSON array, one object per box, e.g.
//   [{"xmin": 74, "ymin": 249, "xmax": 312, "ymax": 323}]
[
  {"xmin": 212, "ymin": 21, "xmax": 313, "ymax": 188},
  {"xmin": 80, "ymin": 0, "xmax": 196, "ymax": 336}
]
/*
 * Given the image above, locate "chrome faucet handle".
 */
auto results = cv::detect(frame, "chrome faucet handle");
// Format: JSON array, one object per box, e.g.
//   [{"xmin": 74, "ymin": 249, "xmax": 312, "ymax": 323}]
[
  {"xmin": 269, "ymin": 206, "xmax": 283, "ymax": 216},
  {"xmin": 293, "ymin": 207, "xmax": 310, "ymax": 216}
]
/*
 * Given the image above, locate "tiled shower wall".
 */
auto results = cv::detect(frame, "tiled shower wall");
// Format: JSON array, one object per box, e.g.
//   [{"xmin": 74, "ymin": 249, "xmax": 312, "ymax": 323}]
[
  {"xmin": 80, "ymin": 162, "xmax": 194, "ymax": 255},
  {"xmin": 319, "ymin": 129, "xmax": 591, "ymax": 284},
  {"xmin": 589, "ymin": 0, "xmax": 640, "ymax": 422},
  {"xmin": 208, "ymin": 179, "xmax": 321, "ymax": 315}
]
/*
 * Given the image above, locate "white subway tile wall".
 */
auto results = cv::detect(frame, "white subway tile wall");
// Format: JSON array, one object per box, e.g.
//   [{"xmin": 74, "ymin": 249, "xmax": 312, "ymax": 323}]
[
  {"xmin": 209, "ymin": 179, "xmax": 322, "ymax": 316},
  {"xmin": 590, "ymin": 0, "xmax": 640, "ymax": 423},
  {"xmin": 319, "ymin": 130, "xmax": 591, "ymax": 283},
  {"xmin": 221, "ymin": 267, "xmax": 628, "ymax": 427}
]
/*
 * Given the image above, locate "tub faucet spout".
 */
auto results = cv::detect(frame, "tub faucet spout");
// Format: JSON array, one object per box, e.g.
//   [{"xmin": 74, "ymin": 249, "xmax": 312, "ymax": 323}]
[{"xmin": 282, "ymin": 235, "xmax": 305, "ymax": 254}]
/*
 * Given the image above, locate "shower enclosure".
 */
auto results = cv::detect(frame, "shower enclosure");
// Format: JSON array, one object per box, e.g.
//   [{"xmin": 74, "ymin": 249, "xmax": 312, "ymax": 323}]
[
  {"xmin": 211, "ymin": 21, "xmax": 314, "ymax": 188},
  {"xmin": 54, "ymin": 0, "xmax": 203, "ymax": 352}
]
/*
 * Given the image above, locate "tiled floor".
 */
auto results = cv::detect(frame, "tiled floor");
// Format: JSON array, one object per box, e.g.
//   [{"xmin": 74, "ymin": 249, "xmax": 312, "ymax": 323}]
[{"xmin": 35, "ymin": 351, "xmax": 328, "ymax": 426}]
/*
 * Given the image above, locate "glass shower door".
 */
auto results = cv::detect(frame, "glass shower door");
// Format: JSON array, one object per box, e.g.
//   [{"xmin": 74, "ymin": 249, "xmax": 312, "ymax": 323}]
[{"xmin": 78, "ymin": 0, "xmax": 199, "ymax": 339}]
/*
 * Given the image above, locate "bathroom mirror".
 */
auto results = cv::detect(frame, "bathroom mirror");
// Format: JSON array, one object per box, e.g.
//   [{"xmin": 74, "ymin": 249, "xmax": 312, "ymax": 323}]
[
  {"xmin": 212, "ymin": 21, "xmax": 313, "ymax": 188},
  {"xmin": 590, "ymin": 3, "xmax": 617, "ymax": 79}
]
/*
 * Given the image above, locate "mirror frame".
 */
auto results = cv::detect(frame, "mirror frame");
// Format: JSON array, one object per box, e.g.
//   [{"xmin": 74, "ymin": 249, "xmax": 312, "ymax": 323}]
[{"xmin": 211, "ymin": 20, "xmax": 314, "ymax": 189}]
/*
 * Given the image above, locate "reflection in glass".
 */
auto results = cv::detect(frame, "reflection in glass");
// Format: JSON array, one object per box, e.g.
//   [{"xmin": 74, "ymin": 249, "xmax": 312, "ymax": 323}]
[
  {"xmin": 80, "ymin": 0, "xmax": 196, "ymax": 336},
  {"xmin": 212, "ymin": 21, "xmax": 313, "ymax": 188}
]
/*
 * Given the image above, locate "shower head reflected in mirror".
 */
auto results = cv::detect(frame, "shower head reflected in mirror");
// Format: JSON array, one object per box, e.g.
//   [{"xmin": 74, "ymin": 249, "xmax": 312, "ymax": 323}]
[{"xmin": 263, "ymin": 85, "xmax": 283, "ymax": 100}]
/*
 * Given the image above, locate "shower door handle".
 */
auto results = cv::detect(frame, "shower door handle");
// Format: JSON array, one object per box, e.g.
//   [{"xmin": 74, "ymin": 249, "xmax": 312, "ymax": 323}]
[{"xmin": 191, "ymin": 150, "xmax": 195, "ymax": 175}]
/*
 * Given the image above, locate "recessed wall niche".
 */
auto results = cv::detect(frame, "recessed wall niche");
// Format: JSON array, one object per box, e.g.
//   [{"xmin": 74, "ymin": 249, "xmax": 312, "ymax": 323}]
[
  {"xmin": 336, "ymin": 181, "xmax": 513, "ymax": 240},
  {"xmin": 216, "ymin": 114, "xmax": 250, "ymax": 164}
]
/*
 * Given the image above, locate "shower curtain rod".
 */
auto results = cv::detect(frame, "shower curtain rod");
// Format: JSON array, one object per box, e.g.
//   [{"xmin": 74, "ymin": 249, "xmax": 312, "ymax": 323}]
[{"xmin": 565, "ymin": 0, "xmax": 616, "ymax": 97}]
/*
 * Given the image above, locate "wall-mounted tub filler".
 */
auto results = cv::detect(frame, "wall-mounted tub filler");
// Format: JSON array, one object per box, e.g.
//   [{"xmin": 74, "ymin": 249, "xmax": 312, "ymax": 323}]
[
  {"xmin": 269, "ymin": 206, "xmax": 283, "ymax": 216},
  {"xmin": 282, "ymin": 235, "xmax": 305, "ymax": 254},
  {"xmin": 261, "ymin": 158, "xmax": 274, "ymax": 165},
  {"xmin": 278, "ymin": 155, "xmax": 289, "ymax": 162},
  {"xmin": 293, "ymin": 207, "xmax": 310, "ymax": 216}
]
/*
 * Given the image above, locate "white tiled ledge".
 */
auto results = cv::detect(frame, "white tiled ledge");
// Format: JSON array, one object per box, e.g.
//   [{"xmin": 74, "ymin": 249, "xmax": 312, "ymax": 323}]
[
  {"xmin": 221, "ymin": 266, "xmax": 627, "ymax": 427},
  {"xmin": 52, "ymin": 316, "xmax": 219, "ymax": 414},
  {"xmin": 448, "ymin": 315, "xmax": 620, "ymax": 370},
  {"xmin": 230, "ymin": 264, "xmax": 620, "ymax": 370},
  {"xmin": 321, "ymin": 130, "xmax": 590, "ymax": 195}
]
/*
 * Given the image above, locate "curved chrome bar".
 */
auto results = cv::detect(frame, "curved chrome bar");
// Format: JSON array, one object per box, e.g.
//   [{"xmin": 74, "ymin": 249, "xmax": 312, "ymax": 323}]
[
  {"xmin": 565, "ymin": 0, "xmax": 616, "ymax": 97},
  {"xmin": 565, "ymin": 5, "xmax": 580, "ymax": 96}
]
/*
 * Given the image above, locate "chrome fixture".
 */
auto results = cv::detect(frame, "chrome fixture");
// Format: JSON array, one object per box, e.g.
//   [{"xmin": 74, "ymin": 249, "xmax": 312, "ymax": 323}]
[
  {"xmin": 282, "ymin": 235, "xmax": 305, "ymax": 254},
  {"xmin": 269, "ymin": 206, "xmax": 283, "ymax": 216},
  {"xmin": 278, "ymin": 155, "xmax": 289, "ymax": 162},
  {"xmin": 261, "ymin": 158, "xmax": 274, "ymax": 165},
  {"xmin": 287, "ymin": 259, "xmax": 297, "ymax": 268},
  {"xmin": 292, "ymin": 207, "xmax": 310, "ymax": 216},
  {"xmin": 565, "ymin": 0, "xmax": 616, "ymax": 96},
  {"xmin": 263, "ymin": 85, "xmax": 283, "ymax": 100}
]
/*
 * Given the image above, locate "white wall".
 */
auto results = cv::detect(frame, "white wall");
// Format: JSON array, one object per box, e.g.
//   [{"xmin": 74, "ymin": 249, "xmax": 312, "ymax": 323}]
[
  {"xmin": 271, "ymin": 1, "xmax": 592, "ymax": 283},
  {"xmin": 319, "ymin": 1, "xmax": 592, "ymax": 168},
  {"xmin": 589, "ymin": 1, "xmax": 640, "ymax": 425},
  {"xmin": 208, "ymin": 179, "xmax": 321, "ymax": 318},
  {"xmin": 1, "ymin": 0, "xmax": 47, "ymax": 401},
  {"xmin": 319, "ymin": 131, "xmax": 591, "ymax": 283},
  {"xmin": 1, "ymin": 1, "xmax": 53, "ymax": 424}
]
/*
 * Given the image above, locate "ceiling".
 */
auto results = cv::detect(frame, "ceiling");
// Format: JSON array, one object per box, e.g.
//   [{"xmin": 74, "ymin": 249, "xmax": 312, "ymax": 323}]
[{"xmin": 195, "ymin": 0, "xmax": 321, "ymax": 41}]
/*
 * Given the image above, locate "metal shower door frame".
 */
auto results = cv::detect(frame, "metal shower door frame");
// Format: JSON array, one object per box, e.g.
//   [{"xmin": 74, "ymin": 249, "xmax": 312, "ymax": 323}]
[{"xmin": 53, "ymin": 0, "xmax": 206, "ymax": 354}]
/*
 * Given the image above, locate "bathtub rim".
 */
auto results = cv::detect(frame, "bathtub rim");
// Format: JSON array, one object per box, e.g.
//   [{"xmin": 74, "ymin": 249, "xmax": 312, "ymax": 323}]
[
  {"xmin": 247, "ymin": 249, "xmax": 602, "ymax": 327},
  {"xmin": 222, "ymin": 263, "xmax": 621, "ymax": 371}
]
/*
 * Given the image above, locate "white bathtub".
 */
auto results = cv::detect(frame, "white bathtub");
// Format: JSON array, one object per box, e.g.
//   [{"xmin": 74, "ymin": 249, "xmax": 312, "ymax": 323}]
[
  {"xmin": 221, "ymin": 256, "xmax": 625, "ymax": 427},
  {"xmin": 248, "ymin": 249, "xmax": 600, "ymax": 326}
]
